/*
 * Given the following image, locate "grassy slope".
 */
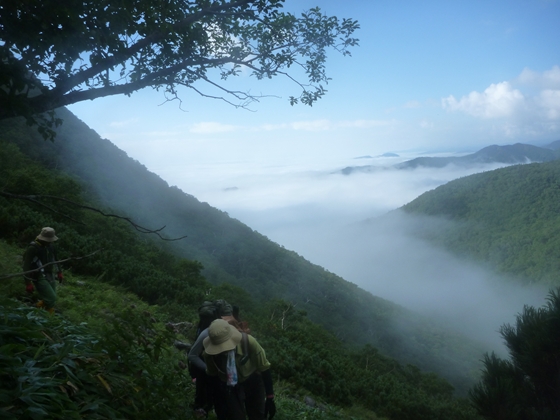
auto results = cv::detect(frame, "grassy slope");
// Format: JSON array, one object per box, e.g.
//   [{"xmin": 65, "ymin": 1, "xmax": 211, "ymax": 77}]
[{"xmin": 0, "ymin": 240, "xmax": 383, "ymax": 420}]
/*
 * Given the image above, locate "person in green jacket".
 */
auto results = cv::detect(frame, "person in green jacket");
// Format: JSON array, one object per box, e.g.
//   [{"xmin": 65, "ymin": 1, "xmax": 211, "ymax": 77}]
[
  {"xmin": 203, "ymin": 319, "xmax": 276, "ymax": 420},
  {"xmin": 23, "ymin": 227, "xmax": 63, "ymax": 313}
]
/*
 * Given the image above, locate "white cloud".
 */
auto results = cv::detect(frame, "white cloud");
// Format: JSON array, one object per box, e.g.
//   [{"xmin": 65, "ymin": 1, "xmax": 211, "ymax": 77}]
[
  {"xmin": 538, "ymin": 89, "xmax": 560, "ymax": 120},
  {"xmin": 290, "ymin": 119, "xmax": 332, "ymax": 131},
  {"xmin": 188, "ymin": 119, "xmax": 396, "ymax": 135},
  {"xmin": 442, "ymin": 81, "xmax": 525, "ymax": 119},
  {"xmin": 259, "ymin": 123, "xmax": 288, "ymax": 131},
  {"xmin": 442, "ymin": 66, "xmax": 560, "ymax": 126},
  {"xmin": 288, "ymin": 119, "xmax": 397, "ymax": 131},
  {"xmin": 144, "ymin": 130, "xmax": 183, "ymax": 137},
  {"xmin": 338, "ymin": 119, "xmax": 396, "ymax": 128},
  {"xmin": 517, "ymin": 65, "xmax": 560, "ymax": 89},
  {"xmin": 273, "ymin": 119, "xmax": 395, "ymax": 131},
  {"xmin": 190, "ymin": 122, "xmax": 239, "ymax": 134}
]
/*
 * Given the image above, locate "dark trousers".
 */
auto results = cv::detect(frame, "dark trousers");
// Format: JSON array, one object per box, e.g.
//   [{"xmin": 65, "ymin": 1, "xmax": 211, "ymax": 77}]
[
  {"xmin": 192, "ymin": 366, "xmax": 214, "ymax": 413},
  {"xmin": 215, "ymin": 372, "xmax": 266, "ymax": 420}
]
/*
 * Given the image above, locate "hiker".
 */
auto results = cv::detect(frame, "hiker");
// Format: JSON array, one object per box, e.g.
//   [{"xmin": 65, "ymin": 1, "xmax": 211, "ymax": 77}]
[
  {"xmin": 203, "ymin": 319, "xmax": 276, "ymax": 420},
  {"xmin": 22, "ymin": 227, "xmax": 63, "ymax": 313},
  {"xmin": 188, "ymin": 300, "xmax": 239, "ymax": 418}
]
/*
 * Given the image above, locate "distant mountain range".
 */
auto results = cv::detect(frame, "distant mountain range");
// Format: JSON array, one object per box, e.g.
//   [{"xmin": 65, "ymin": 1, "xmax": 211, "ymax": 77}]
[{"xmin": 340, "ymin": 142, "xmax": 560, "ymax": 174}]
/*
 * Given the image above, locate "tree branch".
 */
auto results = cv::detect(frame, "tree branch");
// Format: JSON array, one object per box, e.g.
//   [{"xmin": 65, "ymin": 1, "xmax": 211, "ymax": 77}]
[
  {"xmin": 30, "ymin": 56, "xmax": 237, "ymax": 111},
  {"xmin": 177, "ymin": 70, "xmax": 278, "ymax": 109},
  {"xmin": 0, "ymin": 0, "xmax": 359, "ymax": 134},
  {"xmin": 51, "ymin": 0, "xmax": 254, "ymax": 96},
  {"xmin": 0, "ymin": 249, "xmax": 102, "ymax": 280},
  {"xmin": 0, "ymin": 192, "xmax": 188, "ymax": 241},
  {"xmin": 24, "ymin": 10, "xmax": 334, "ymax": 113}
]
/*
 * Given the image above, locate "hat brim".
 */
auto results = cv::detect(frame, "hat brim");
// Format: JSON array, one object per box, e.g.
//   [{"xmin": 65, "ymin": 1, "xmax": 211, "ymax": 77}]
[
  {"xmin": 37, "ymin": 234, "xmax": 58, "ymax": 242},
  {"xmin": 203, "ymin": 325, "xmax": 242, "ymax": 355}
]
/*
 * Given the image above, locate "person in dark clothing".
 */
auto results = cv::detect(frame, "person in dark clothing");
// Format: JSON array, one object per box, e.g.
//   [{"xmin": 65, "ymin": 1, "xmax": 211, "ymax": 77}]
[
  {"xmin": 22, "ymin": 227, "xmax": 63, "ymax": 313},
  {"xmin": 203, "ymin": 319, "xmax": 276, "ymax": 420},
  {"xmin": 188, "ymin": 300, "xmax": 237, "ymax": 418}
]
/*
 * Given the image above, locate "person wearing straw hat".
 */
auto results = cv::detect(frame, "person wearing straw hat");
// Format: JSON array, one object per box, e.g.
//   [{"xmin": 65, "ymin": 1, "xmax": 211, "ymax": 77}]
[
  {"xmin": 188, "ymin": 300, "xmax": 237, "ymax": 419},
  {"xmin": 203, "ymin": 319, "xmax": 276, "ymax": 420},
  {"xmin": 23, "ymin": 227, "xmax": 63, "ymax": 313}
]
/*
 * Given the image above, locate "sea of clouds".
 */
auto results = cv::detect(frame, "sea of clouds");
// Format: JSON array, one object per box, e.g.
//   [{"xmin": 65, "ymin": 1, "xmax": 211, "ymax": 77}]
[{"xmin": 166, "ymin": 152, "xmax": 548, "ymax": 352}]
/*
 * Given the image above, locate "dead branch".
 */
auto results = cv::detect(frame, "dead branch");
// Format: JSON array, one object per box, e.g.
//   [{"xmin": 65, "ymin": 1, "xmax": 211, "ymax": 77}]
[
  {"xmin": 0, "ymin": 249, "xmax": 102, "ymax": 280},
  {"xmin": 281, "ymin": 303, "xmax": 296, "ymax": 330},
  {"xmin": 0, "ymin": 192, "xmax": 188, "ymax": 241}
]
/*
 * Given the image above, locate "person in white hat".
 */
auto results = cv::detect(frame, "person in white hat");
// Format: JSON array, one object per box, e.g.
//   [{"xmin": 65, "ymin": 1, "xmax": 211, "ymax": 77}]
[
  {"xmin": 203, "ymin": 319, "xmax": 276, "ymax": 420},
  {"xmin": 22, "ymin": 227, "xmax": 63, "ymax": 313}
]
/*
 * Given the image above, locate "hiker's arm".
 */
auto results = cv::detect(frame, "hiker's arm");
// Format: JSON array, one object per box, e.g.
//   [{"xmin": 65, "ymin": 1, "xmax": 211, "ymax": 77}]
[
  {"xmin": 261, "ymin": 369, "xmax": 274, "ymax": 397},
  {"xmin": 187, "ymin": 331, "xmax": 208, "ymax": 371},
  {"xmin": 262, "ymin": 368, "xmax": 276, "ymax": 418}
]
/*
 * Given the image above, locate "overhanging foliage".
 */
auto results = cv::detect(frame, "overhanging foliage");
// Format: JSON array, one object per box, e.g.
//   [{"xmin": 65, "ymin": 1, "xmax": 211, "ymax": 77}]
[{"xmin": 0, "ymin": 0, "xmax": 359, "ymax": 139}]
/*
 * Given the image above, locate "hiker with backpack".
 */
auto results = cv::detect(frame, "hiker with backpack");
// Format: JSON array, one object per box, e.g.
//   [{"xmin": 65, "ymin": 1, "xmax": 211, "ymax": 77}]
[
  {"xmin": 203, "ymin": 318, "xmax": 276, "ymax": 420},
  {"xmin": 188, "ymin": 299, "xmax": 237, "ymax": 418},
  {"xmin": 22, "ymin": 227, "xmax": 63, "ymax": 314}
]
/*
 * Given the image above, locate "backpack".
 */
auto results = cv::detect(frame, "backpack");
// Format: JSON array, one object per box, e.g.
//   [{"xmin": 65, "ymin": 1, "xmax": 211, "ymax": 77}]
[
  {"xmin": 189, "ymin": 299, "xmax": 249, "ymax": 377},
  {"xmin": 24, "ymin": 241, "xmax": 58, "ymax": 281},
  {"xmin": 198, "ymin": 299, "xmax": 233, "ymax": 321}
]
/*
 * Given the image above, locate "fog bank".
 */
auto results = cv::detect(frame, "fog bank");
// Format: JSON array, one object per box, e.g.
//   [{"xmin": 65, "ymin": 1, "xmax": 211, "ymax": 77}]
[
  {"xmin": 292, "ymin": 211, "xmax": 548, "ymax": 353},
  {"xmin": 170, "ymin": 154, "xmax": 549, "ymax": 353}
]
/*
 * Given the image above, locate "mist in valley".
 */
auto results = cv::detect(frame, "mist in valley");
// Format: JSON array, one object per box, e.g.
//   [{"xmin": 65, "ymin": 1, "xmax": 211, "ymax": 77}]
[
  {"xmin": 295, "ymin": 211, "xmax": 548, "ymax": 354},
  {"xmin": 170, "ymin": 154, "xmax": 550, "ymax": 354}
]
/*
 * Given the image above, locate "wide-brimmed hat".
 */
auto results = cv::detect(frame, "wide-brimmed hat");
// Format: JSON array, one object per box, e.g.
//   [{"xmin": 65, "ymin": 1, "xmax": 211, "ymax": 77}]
[
  {"xmin": 203, "ymin": 319, "xmax": 242, "ymax": 355},
  {"xmin": 37, "ymin": 227, "xmax": 58, "ymax": 242}
]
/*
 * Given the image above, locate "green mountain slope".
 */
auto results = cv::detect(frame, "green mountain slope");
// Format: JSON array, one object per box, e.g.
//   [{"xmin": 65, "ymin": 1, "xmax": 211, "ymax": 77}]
[
  {"xmin": 401, "ymin": 160, "xmax": 560, "ymax": 286},
  {"xmin": 0, "ymin": 130, "xmax": 481, "ymax": 419},
  {"xmin": 0, "ymin": 109, "xmax": 487, "ymax": 393}
]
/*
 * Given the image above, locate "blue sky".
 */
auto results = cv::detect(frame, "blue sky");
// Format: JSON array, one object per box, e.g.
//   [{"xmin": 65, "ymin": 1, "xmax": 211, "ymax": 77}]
[
  {"xmin": 67, "ymin": 0, "xmax": 558, "ymax": 342},
  {"xmin": 69, "ymin": 0, "xmax": 560, "ymax": 171},
  {"xmin": 67, "ymin": 0, "xmax": 560, "ymax": 248}
]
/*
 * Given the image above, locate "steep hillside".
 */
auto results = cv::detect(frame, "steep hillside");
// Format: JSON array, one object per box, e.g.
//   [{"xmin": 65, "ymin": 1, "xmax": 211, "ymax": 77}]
[
  {"xmin": 0, "ymin": 132, "xmax": 481, "ymax": 419},
  {"xmin": 0, "ymin": 110, "xmax": 487, "ymax": 392},
  {"xmin": 400, "ymin": 160, "xmax": 560, "ymax": 285}
]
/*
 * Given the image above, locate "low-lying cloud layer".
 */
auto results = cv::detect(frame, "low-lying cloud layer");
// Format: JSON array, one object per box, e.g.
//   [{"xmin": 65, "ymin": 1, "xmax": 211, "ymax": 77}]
[
  {"xmin": 180, "ymin": 154, "xmax": 549, "ymax": 353},
  {"xmin": 301, "ymin": 211, "xmax": 548, "ymax": 353}
]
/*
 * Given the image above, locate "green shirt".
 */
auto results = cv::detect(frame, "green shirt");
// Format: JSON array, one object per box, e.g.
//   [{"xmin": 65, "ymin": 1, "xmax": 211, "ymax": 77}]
[{"xmin": 204, "ymin": 334, "xmax": 271, "ymax": 383}]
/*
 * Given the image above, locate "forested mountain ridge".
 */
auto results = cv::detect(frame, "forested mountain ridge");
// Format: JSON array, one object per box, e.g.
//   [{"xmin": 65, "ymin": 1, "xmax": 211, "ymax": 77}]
[
  {"xmin": 0, "ymin": 114, "xmax": 483, "ymax": 419},
  {"xmin": 339, "ymin": 142, "xmax": 559, "ymax": 174},
  {"xmin": 0, "ymin": 108, "xmax": 486, "ymax": 394},
  {"xmin": 400, "ymin": 160, "xmax": 560, "ymax": 285}
]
